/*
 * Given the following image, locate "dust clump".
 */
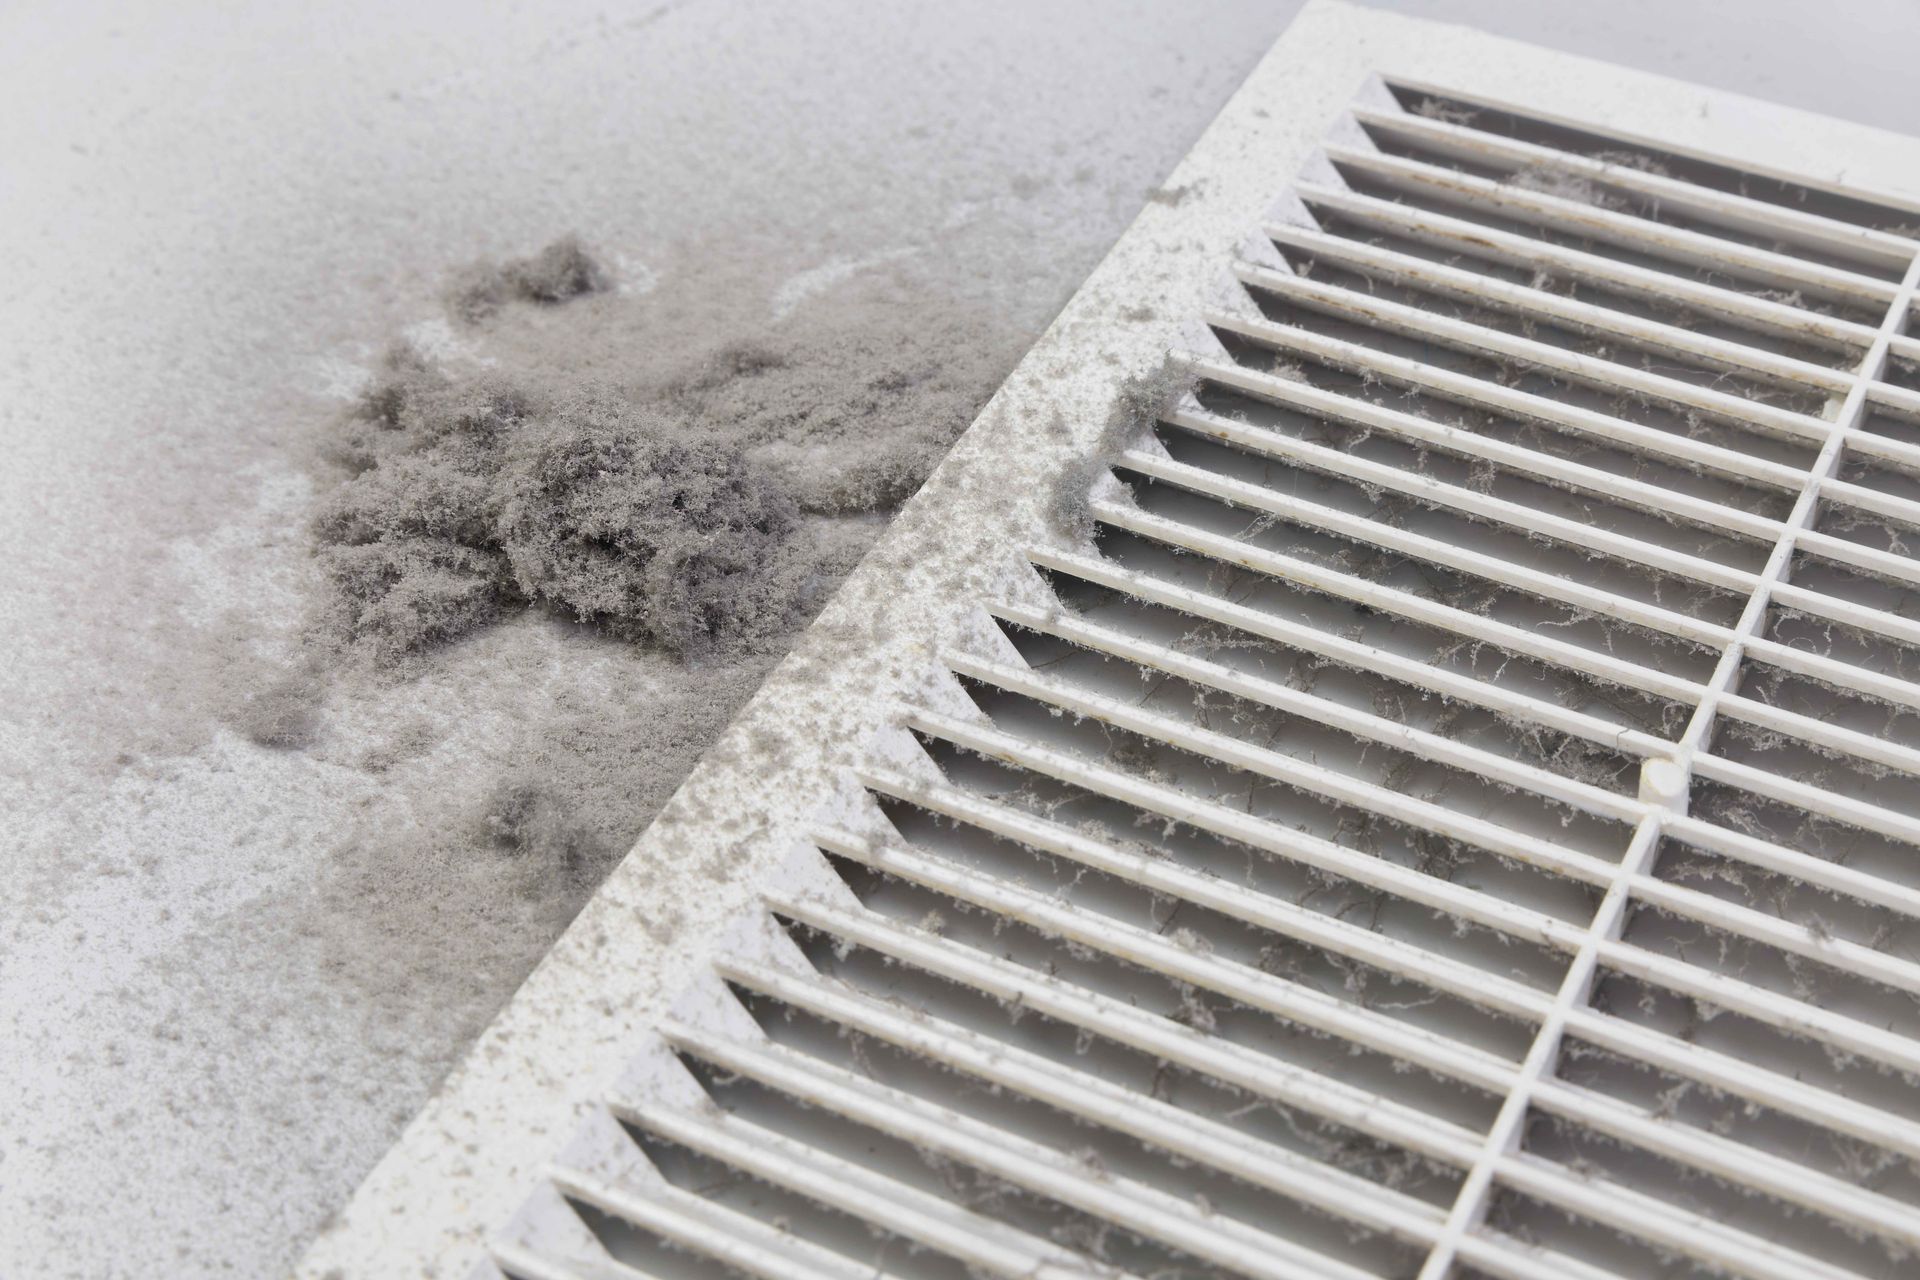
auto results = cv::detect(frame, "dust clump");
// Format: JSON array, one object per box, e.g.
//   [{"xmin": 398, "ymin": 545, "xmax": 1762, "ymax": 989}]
[
  {"xmin": 1048, "ymin": 357, "xmax": 1193, "ymax": 541},
  {"xmin": 495, "ymin": 392, "xmax": 800, "ymax": 656},
  {"xmin": 1411, "ymin": 97, "xmax": 1478, "ymax": 126},
  {"xmin": 1590, "ymin": 149, "xmax": 1672, "ymax": 178},
  {"xmin": 474, "ymin": 771, "xmax": 605, "ymax": 899},
  {"xmin": 1505, "ymin": 163, "xmax": 1621, "ymax": 211},
  {"xmin": 696, "ymin": 315, "xmax": 1002, "ymax": 515},
  {"xmin": 449, "ymin": 235, "xmax": 610, "ymax": 322},
  {"xmin": 222, "ymin": 667, "xmax": 326, "ymax": 750},
  {"xmin": 283, "ymin": 245, "xmax": 1024, "ymax": 1102},
  {"xmin": 314, "ymin": 365, "xmax": 805, "ymax": 663},
  {"xmin": 316, "ymin": 268, "xmax": 1015, "ymax": 667}
]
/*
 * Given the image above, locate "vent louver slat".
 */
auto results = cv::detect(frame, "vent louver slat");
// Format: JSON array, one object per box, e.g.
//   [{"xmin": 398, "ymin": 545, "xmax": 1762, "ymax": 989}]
[
  {"xmin": 1317, "ymin": 143, "xmax": 1903, "ymax": 312},
  {"xmin": 306, "ymin": 16, "xmax": 1920, "ymax": 1280},
  {"xmin": 1262, "ymin": 220, "xmax": 1859, "ymax": 392},
  {"xmin": 1289, "ymin": 179, "xmax": 1884, "ymax": 354}
]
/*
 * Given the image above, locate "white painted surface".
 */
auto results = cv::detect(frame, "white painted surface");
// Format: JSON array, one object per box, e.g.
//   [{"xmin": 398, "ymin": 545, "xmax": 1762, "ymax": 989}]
[{"xmin": 6, "ymin": 1, "xmax": 1920, "ymax": 1278}]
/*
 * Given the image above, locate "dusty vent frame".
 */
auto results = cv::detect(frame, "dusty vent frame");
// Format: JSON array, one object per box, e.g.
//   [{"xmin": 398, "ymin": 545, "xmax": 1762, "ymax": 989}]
[{"xmin": 301, "ymin": 5, "xmax": 1920, "ymax": 1278}]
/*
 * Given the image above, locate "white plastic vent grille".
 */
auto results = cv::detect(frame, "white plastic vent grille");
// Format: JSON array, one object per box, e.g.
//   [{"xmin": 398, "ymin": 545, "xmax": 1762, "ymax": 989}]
[{"xmin": 302, "ymin": 9, "xmax": 1920, "ymax": 1280}]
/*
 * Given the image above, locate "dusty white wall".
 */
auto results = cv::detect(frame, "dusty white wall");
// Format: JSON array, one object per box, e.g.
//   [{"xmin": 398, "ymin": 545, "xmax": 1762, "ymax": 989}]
[{"xmin": 3, "ymin": 2, "xmax": 1917, "ymax": 1278}]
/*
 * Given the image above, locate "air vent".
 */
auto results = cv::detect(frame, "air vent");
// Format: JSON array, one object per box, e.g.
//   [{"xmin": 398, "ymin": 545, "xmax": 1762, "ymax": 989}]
[{"xmin": 302, "ymin": 7, "xmax": 1920, "ymax": 1280}]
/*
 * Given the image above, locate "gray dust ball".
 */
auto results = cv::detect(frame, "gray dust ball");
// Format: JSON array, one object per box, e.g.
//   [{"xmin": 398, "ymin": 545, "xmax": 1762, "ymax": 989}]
[
  {"xmin": 495, "ymin": 390, "xmax": 800, "ymax": 657},
  {"xmin": 449, "ymin": 234, "xmax": 611, "ymax": 322},
  {"xmin": 312, "ymin": 354, "xmax": 835, "ymax": 664},
  {"xmin": 315, "ymin": 244, "xmax": 1017, "ymax": 667},
  {"xmin": 313, "ymin": 349, "xmax": 811, "ymax": 663},
  {"xmin": 313, "ymin": 355, "xmax": 523, "ymax": 663}
]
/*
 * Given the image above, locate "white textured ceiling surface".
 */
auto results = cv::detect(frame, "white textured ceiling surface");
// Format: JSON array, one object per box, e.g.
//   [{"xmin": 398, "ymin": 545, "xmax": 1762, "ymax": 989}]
[{"xmin": 7, "ymin": 2, "xmax": 1920, "ymax": 1278}]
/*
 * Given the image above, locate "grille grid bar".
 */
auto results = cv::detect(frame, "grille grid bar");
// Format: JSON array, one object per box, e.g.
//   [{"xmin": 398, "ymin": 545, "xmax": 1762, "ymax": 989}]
[
  {"xmin": 939, "ymin": 650, "xmax": 1628, "ymax": 886},
  {"xmin": 985, "ymin": 600, "xmax": 1641, "ymax": 819},
  {"xmin": 1414, "ymin": 209, "xmax": 1920, "ymax": 1276},
  {"xmin": 1150, "ymin": 411, "xmax": 1768, "ymax": 591},
  {"xmin": 765, "ymin": 892, "xmax": 1493, "ymax": 1166}
]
